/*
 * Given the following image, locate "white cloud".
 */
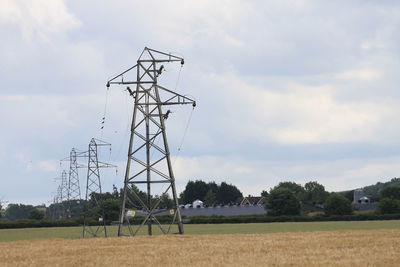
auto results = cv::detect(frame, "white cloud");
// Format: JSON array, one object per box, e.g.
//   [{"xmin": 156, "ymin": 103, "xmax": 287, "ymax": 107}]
[
  {"xmin": 0, "ymin": 94, "xmax": 76, "ymax": 139},
  {"xmin": 207, "ymin": 73, "xmax": 397, "ymax": 145},
  {"xmin": 0, "ymin": 0, "xmax": 81, "ymax": 41},
  {"xmin": 113, "ymin": 0, "xmax": 251, "ymax": 48},
  {"xmin": 37, "ymin": 160, "xmax": 58, "ymax": 172},
  {"xmin": 13, "ymin": 149, "xmax": 33, "ymax": 171},
  {"xmin": 336, "ymin": 68, "xmax": 383, "ymax": 81}
]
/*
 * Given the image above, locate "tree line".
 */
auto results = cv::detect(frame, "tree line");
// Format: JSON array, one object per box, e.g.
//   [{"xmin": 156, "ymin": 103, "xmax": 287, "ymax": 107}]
[
  {"xmin": 2, "ymin": 179, "xmax": 400, "ymax": 221},
  {"xmin": 265, "ymin": 181, "xmax": 400, "ymax": 216},
  {"xmin": 1, "ymin": 180, "xmax": 243, "ymax": 221},
  {"xmin": 179, "ymin": 180, "xmax": 242, "ymax": 205}
]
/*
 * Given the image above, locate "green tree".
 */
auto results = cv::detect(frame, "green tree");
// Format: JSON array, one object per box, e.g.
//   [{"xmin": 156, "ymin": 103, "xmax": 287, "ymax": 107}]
[
  {"xmin": 265, "ymin": 188, "xmax": 301, "ymax": 216},
  {"xmin": 89, "ymin": 198, "xmax": 121, "ymax": 221},
  {"xmin": 204, "ymin": 189, "xmax": 216, "ymax": 206},
  {"xmin": 363, "ymin": 178, "xmax": 400, "ymax": 196},
  {"xmin": 84, "ymin": 189, "xmax": 123, "ymax": 222},
  {"xmin": 343, "ymin": 190, "xmax": 354, "ymax": 202},
  {"xmin": 67, "ymin": 199, "xmax": 86, "ymax": 218},
  {"xmin": 380, "ymin": 186, "xmax": 400, "ymax": 200},
  {"xmin": 207, "ymin": 181, "xmax": 219, "ymax": 195},
  {"xmin": 179, "ymin": 191, "xmax": 185, "ymax": 204},
  {"xmin": 323, "ymin": 194, "xmax": 353, "ymax": 216},
  {"xmin": 261, "ymin": 190, "xmax": 269, "ymax": 198},
  {"xmin": 304, "ymin": 181, "xmax": 328, "ymax": 204},
  {"xmin": 376, "ymin": 198, "xmax": 400, "ymax": 214},
  {"xmin": 181, "ymin": 180, "xmax": 209, "ymax": 204},
  {"xmin": 273, "ymin": 181, "xmax": 306, "ymax": 201},
  {"xmin": 5, "ymin": 204, "xmax": 35, "ymax": 220},
  {"xmin": 101, "ymin": 199, "xmax": 121, "ymax": 221},
  {"xmin": 216, "ymin": 182, "xmax": 242, "ymax": 204},
  {"xmin": 112, "ymin": 184, "xmax": 119, "ymax": 199},
  {"xmin": 28, "ymin": 209, "xmax": 45, "ymax": 220},
  {"xmin": 180, "ymin": 180, "xmax": 242, "ymax": 205},
  {"xmin": 158, "ymin": 193, "xmax": 174, "ymax": 209}
]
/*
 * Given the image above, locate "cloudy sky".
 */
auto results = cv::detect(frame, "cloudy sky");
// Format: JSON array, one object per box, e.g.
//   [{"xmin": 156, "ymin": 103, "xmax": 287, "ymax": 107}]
[{"xmin": 1, "ymin": 0, "xmax": 400, "ymax": 205}]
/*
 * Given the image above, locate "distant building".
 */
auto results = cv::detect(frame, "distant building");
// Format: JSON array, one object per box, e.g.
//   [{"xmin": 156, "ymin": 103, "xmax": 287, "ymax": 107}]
[
  {"xmin": 179, "ymin": 205, "xmax": 266, "ymax": 216},
  {"xmin": 192, "ymin": 199, "xmax": 204, "ymax": 208},
  {"xmin": 353, "ymin": 201, "xmax": 377, "ymax": 211},
  {"xmin": 352, "ymin": 188, "xmax": 377, "ymax": 211},
  {"xmin": 353, "ymin": 188, "xmax": 365, "ymax": 203},
  {"xmin": 235, "ymin": 196, "xmax": 265, "ymax": 206},
  {"xmin": 359, "ymin": 196, "xmax": 370, "ymax": 204}
]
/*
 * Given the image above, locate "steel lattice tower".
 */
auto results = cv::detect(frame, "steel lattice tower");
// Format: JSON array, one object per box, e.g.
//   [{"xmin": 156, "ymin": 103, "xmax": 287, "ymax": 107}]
[
  {"xmin": 66, "ymin": 148, "xmax": 85, "ymax": 218},
  {"xmin": 59, "ymin": 170, "xmax": 69, "ymax": 218},
  {"xmin": 53, "ymin": 186, "xmax": 62, "ymax": 219},
  {"xmin": 83, "ymin": 138, "xmax": 116, "ymax": 238},
  {"xmin": 107, "ymin": 47, "xmax": 196, "ymax": 236},
  {"xmin": 53, "ymin": 170, "xmax": 69, "ymax": 219},
  {"xmin": 68, "ymin": 148, "xmax": 81, "ymax": 200}
]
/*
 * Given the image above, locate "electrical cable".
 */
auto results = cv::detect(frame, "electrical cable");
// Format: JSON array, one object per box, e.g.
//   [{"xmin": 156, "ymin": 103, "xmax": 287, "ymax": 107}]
[
  {"xmin": 100, "ymin": 87, "xmax": 110, "ymax": 139},
  {"xmin": 174, "ymin": 65, "xmax": 183, "ymax": 91},
  {"xmin": 112, "ymin": 90, "xmax": 131, "ymax": 162},
  {"xmin": 172, "ymin": 106, "xmax": 194, "ymax": 166}
]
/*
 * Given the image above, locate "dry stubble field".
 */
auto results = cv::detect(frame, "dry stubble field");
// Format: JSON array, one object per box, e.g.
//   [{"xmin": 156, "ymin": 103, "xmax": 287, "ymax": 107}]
[{"xmin": 0, "ymin": 229, "xmax": 399, "ymax": 266}]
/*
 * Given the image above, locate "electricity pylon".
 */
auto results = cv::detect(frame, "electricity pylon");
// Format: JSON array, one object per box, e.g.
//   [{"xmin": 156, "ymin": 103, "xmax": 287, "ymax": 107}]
[
  {"xmin": 60, "ymin": 170, "xmax": 69, "ymax": 218},
  {"xmin": 53, "ymin": 170, "xmax": 68, "ymax": 219},
  {"xmin": 64, "ymin": 148, "xmax": 86, "ymax": 218},
  {"xmin": 68, "ymin": 148, "xmax": 81, "ymax": 200},
  {"xmin": 83, "ymin": 138, "xmax": 116, "ymax": 238},
  {"xmin": 51, "ymin": 187, "xmax": 61, "ymax": 219},
  {"xmin": 107, "ymin": 47, "xmax": 196, "ymax": 236}
]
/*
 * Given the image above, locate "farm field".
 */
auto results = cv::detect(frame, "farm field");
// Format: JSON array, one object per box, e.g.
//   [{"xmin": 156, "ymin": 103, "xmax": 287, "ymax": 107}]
[
  {"xmin": 0, "ymin": 229, "xmax": 399, "ymax": 266},
  {"xmin": 0, "ymin": 220, "xmax": 399, "ymax": 242}
]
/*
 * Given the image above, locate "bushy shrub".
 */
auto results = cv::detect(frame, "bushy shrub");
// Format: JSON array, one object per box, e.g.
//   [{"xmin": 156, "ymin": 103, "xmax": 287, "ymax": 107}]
[
  {"xmin": 28, "ymin": 209, "xmax": 45, "ymax": 220},
  {"xmin": 265, "ymin": 188, "xmax": 301, "ymax": 216},
  {"xmin": 323, "ymin": 194, "xmax": 353, "ymax": 216},
  {"xmin": 376, "ymin": 198, "xmax": 400, "ymax": 214},
  {"xmin": 380, "ymin": 186, "xmax": 400, "ymax": 200}
]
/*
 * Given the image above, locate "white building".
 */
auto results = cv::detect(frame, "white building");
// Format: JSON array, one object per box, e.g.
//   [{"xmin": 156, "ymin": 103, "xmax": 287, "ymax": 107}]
[
  {"xmin": 192, "ymin": 199, "xmax": 204, "ymax": 208},
  {"xmin": 359, "ymin": 196, "xmax": 370, "ymax": 204}
]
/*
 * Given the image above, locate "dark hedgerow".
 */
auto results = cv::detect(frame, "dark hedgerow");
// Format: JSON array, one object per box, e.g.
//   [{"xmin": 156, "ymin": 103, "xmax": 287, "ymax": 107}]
[
  {"xmin": 184, "ymin": 213, "xmax": 400, "ymax": 224},
  {"xmin": 1, "ymin": 213, "xmax": 400, "ymax": 228}
]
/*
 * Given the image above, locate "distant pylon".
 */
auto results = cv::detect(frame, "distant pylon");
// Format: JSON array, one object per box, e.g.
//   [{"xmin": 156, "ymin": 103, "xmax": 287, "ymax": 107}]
[
  {"xmin": 61, "ymin": 170, "xmax": 69, "ymax": 202},
  {"xmin": 60, "ymin": 170, "xmax": 69, "ymax": 218},
  {"xmin": 65, "ymin": 148, "xmax": 86, "ymax": 218},
  {"xmin": 53, "ymin": 187, "xmax": 61, "ymax": 219},
  {"xmin": 68, "ymin": 148, "xmax": 81, "ymax": 200},
  {"xmin": 53, "ymin": 170, "xmax": 69, "ymax": 219},
  {"xmin": 83, "ymin": 138, "xmax": 116, "ymax": 238},
  {"xmin": 107, "ymin": 47, "xmax": 196, "ymax": 236}
]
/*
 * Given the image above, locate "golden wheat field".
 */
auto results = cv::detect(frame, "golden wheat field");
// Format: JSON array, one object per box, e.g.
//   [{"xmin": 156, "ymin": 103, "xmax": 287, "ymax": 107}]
[{"xmin": 0, "ymin": 229, "xmax": 399, "ymax": 266}]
